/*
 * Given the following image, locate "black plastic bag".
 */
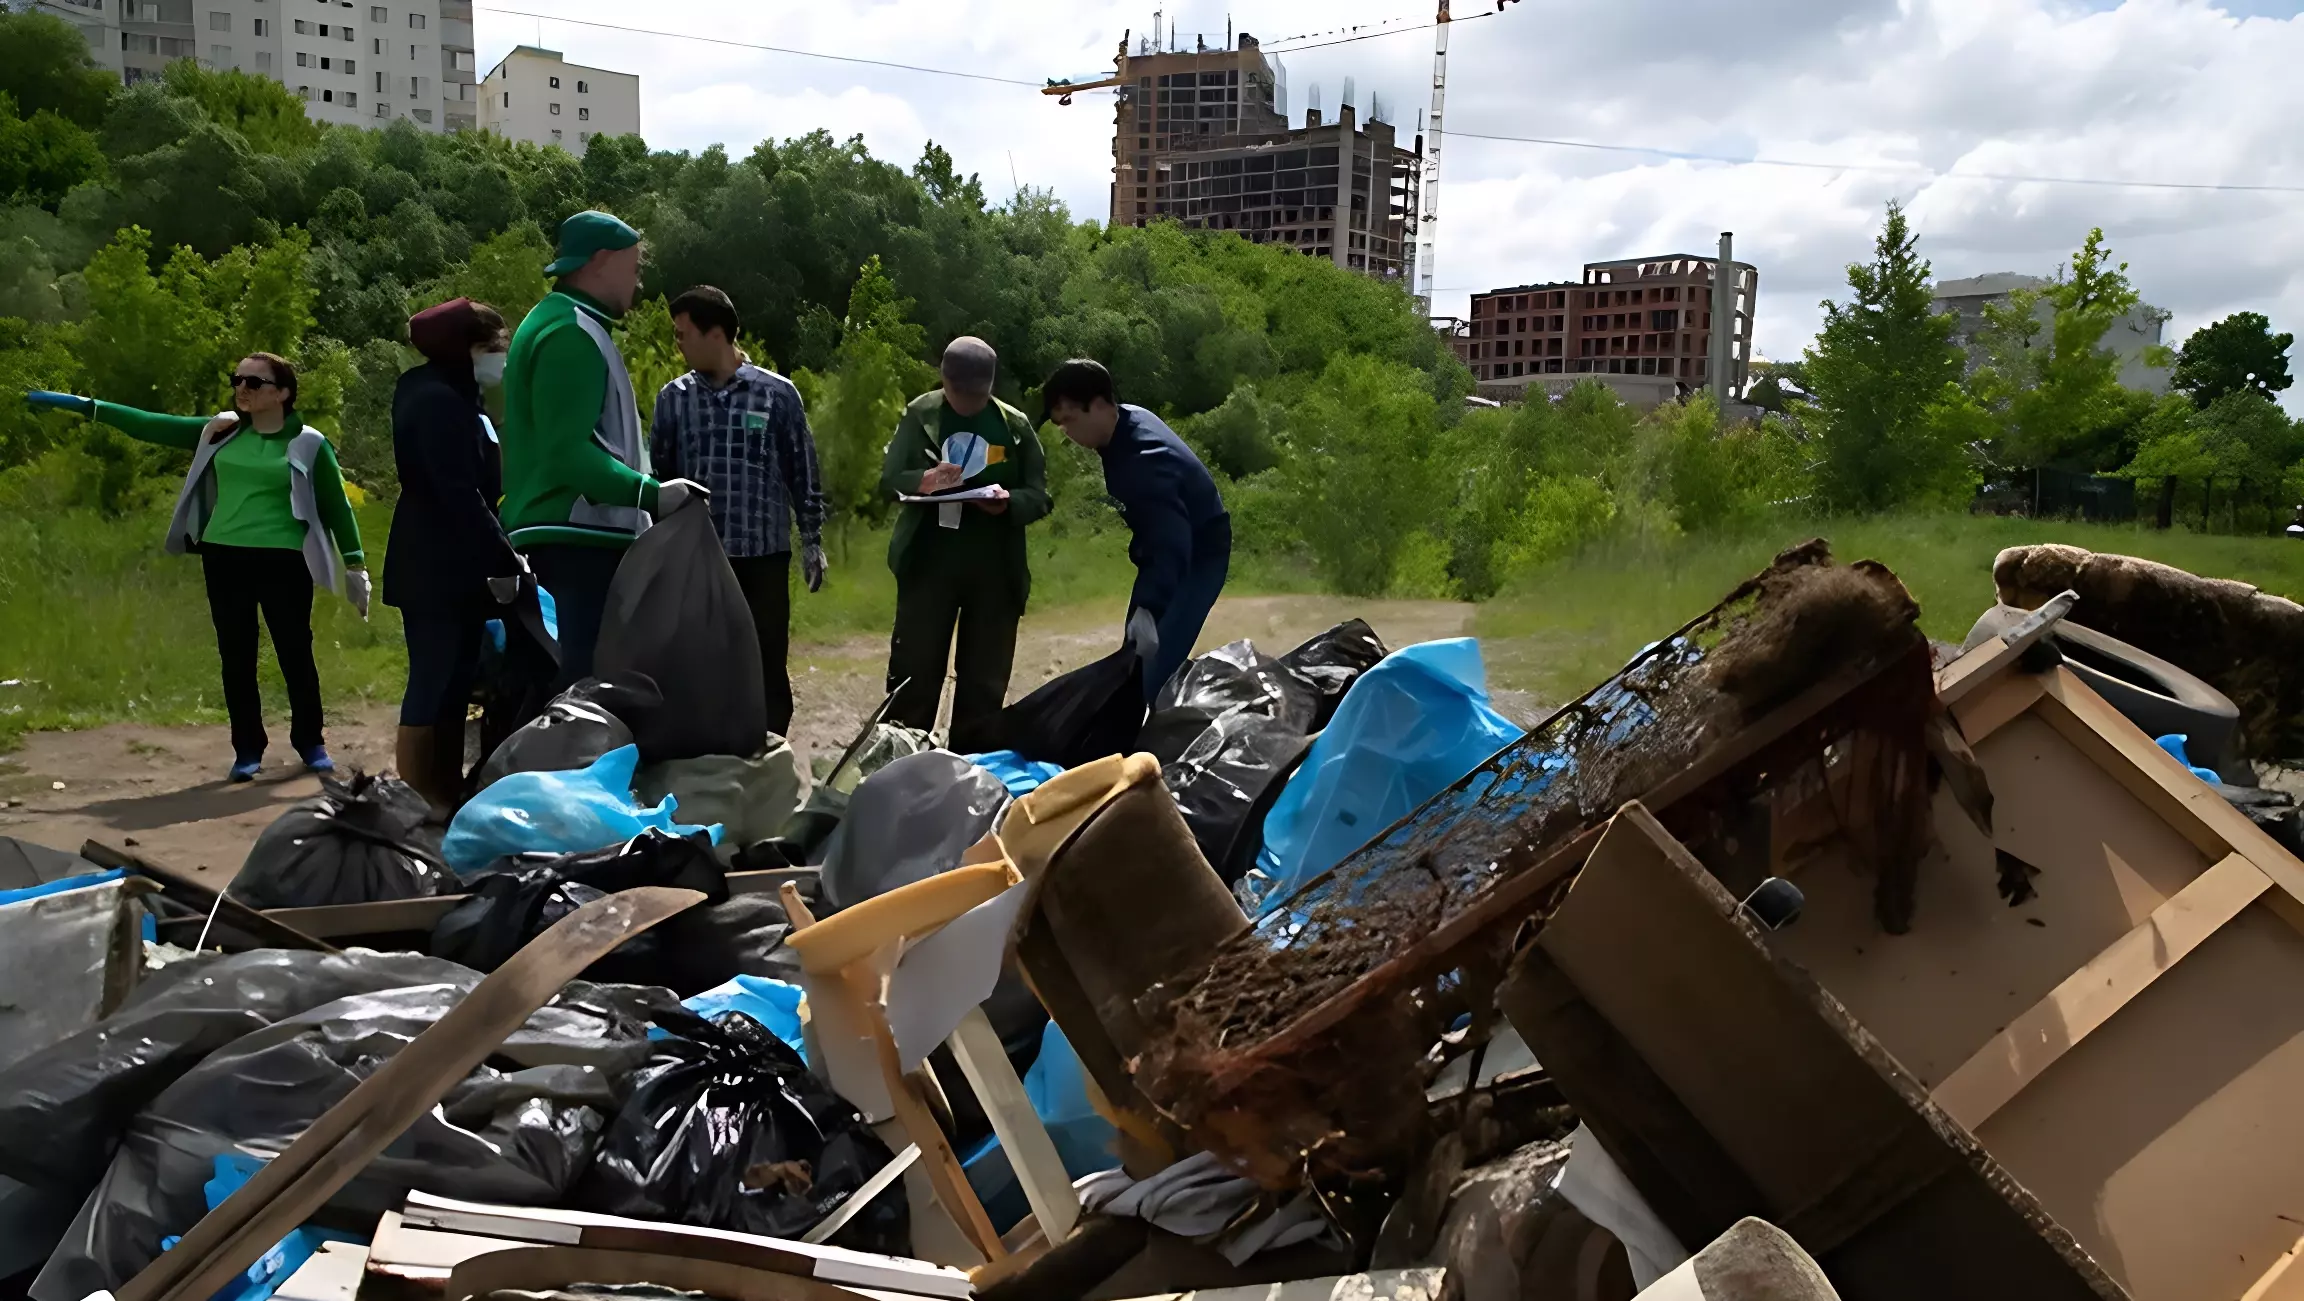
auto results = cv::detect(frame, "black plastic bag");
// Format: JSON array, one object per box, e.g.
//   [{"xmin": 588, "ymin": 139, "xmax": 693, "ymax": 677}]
[
  {"xmin": 579, "ymin": 1009, "xmax": 908, "ymax": 1256},
  {"xmin": 233, "ymin": 773, "xmax": 448, "ymax": 910},
  {"xmin": 986, "ymin": 646, "xmax": 1146, "ymax": 768},
  {"xmin": 1142, "ymin": 640, "xmax": 1319, "ymax": 764},
  {"xmin": 32, "ymin": 979, "xmax": 660, "ymax": 1301},
  {"xmin": 0, "ymin": 950, "xmax": 473, "ymax": 1196},
  {"xmin": 1276, "ymin": 620, "xmax": 1389, "ymax": 731},
  {"xmin": 478, "ymin": 675, "xmax": 664, "ymax": 790},
  {"xmin": 431, "ymin": 829, "xmax": 730, "ymax": 992},
  {"xmin": 1163, "ymin": 712, "xmax": 1317, "ymax": 884},
  {"xmin": 594, "ymin": 502, "xmax": 767, "ymax": 764}
]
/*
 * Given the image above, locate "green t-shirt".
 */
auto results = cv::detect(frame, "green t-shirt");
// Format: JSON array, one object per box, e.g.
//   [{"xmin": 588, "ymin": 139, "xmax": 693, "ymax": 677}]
[
  {"xmin": 200, "ymin": 425, "xmax": 305, "ymax": 550},
  {"xmin": 935, "ymin": 401, "xmax": 1021, "ymax": 540}
]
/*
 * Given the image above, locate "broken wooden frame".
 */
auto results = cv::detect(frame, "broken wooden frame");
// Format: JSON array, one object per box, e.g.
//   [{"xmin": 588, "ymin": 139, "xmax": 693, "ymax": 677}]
[{"xmin": 1501, "ymin": 802, "xmax": 2127, "ymax": 1301}]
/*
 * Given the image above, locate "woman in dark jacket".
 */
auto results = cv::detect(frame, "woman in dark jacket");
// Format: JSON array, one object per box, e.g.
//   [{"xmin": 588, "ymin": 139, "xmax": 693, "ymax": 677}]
[{"xmin": 386, "ymin": 298, "xmax": 521, "ymax": 813}]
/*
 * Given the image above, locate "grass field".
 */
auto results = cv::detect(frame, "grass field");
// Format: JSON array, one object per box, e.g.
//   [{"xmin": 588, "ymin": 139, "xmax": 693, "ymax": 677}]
[
  {"xmin": 1477, "ymin": 513, "xmax": 2304, "ymax": 708},
  {"xmin": 8, "ymin": 501, "xmax": 2301, "ymax": 748},
  {"xmin": 0, "ymin": 504, "xmax": 1319, "ymax": 747}
]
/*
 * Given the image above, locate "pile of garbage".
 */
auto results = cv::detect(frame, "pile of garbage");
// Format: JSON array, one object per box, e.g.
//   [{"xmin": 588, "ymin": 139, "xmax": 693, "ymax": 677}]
[{"xmin": 15, "ymin": 536, "xmax": 2304, "ymax": 1301}]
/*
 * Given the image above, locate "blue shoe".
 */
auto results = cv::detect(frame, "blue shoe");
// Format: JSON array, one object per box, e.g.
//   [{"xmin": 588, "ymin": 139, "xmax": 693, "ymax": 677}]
[
  {"xmin": 299, "ymin": 745, "xmax": 336, "ymax": 775},
  {"xmin": 228, "ymin": 753, "xmax": 263, "ymax": 783}
]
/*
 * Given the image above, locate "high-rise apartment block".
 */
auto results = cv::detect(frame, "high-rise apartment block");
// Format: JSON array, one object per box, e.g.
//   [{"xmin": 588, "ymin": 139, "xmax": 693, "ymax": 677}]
[
  {"xmin": 478, "ymin": 45, "xmax": 639, "ymax": 155},
  {"xmin": 24, "ymin": 0, "xmax": 483, "ymax": 134},
  {"xmin": 1105, "ymin": 33, "xmax": 1422, "ymax": 284},
  {"xmin": 1455, "ymin": 253, "xmax": 1758, "ymax": 400}
]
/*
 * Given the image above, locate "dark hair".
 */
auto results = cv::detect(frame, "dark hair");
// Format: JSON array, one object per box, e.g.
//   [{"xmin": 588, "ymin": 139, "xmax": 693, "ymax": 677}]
[
  {"xmin": 470, "ymin": 302, "xmax": 507, "ymax": 349},
  {"xmin": 241, "ymin": 352, "xmax": 298, "ymax": 408},
  {"xmin": 669, "ymin": 285, "xmax": 739, "ymax": 341},
  {"xmin": 1040, "ymin": 358, "xmax": 1115, "ymax": 417}
]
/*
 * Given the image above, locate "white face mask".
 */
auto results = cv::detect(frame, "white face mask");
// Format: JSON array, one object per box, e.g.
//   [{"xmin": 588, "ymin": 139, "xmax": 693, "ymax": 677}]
[{"xmin": 473, "ymin": 351, "xmax": 508, "ymax": 387}]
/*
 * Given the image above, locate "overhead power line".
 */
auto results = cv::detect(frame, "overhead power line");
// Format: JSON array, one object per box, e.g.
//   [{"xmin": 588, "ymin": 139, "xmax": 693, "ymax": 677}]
[
  {"xmin": 1260, "ymin": 9, "xmax": 1501, "ymax": 55},
  {"xmin": 475, "ymin": 7, "xmax": 1046, "ymax": 87},
  {"xmin": 1446, "ymin": 128, "xmax": 2304, "ymax": 194}
]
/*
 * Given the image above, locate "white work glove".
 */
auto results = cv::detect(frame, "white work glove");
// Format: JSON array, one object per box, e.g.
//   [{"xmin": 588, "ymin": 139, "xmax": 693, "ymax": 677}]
[
  {"xmin": 655, "ymin": 478, "xmax": 710, "ymax": 515},
  {"xmin": 345, "ymin": 567, "xmax": 371, "ymax": 621},
  {"xmin": 802, "ymin": 542, "xmax": 827, "ymax": 593},
  {"xmin": 1126, "ymin": 607, "xmax": 1160, "ymax": 661},
  {"xmin": 488, "ymin": 554, "xmax": 534, "ymax": 605}
]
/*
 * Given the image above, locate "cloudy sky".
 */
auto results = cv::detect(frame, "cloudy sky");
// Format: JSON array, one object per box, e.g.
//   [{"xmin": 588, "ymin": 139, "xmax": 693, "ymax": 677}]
[{"xmin": 473, "ymin": 0, "xmax": 2304, "ymax": 370}]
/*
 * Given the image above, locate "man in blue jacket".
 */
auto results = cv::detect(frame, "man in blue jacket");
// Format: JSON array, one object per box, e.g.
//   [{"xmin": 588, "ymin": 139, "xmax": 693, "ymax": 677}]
[{"xmin": 1043, "ymin": 358, "xmax": 1231, "ymax": 702}]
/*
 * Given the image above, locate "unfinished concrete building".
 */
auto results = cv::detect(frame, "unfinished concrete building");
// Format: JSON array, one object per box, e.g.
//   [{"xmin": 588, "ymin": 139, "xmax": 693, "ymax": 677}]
[
  {"xmin": 1455, "ymin": 253, "xmax": 1758, "ymax": 404},
  {"xmin": 1106, "ymin": 34, "xmax": 1422, "ymax": 284}
]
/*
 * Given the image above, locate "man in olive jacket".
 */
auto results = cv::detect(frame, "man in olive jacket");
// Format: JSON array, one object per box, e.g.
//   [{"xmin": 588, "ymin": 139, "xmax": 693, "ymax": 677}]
[{"xmin": 880, "ymin": 336, "xmax": 1050, "ymax": 746}]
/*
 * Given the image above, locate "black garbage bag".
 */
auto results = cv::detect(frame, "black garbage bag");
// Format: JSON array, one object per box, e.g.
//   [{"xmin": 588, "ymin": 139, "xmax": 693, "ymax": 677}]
[
  {"xmin": 594, "ymin": 502, "xmax": 767, "ymax": 764},
  {"xmin": 580, "ymin": 1008, "xmax": 908, "ymax": 1255},
  {"xmin": 1276, "ymin": 620, "xmax": 1389, "ymax": 731},
  {"xmin": 233, "ymin": 773, "xmax": 448, "ymax": 910},
  {"xmin": 478, "ymin": 675, "xmax": 665, "ymax": 790},
  {"xmin": 431, "ymin": 829, "xmax": 731, "ymax": 993},
  {"xmin": 1162, "ymin": 712, "xmax": 1318, "ymax": 885},
  {"xmin": 820, "ymin": 751, "xmax": 1011, "ymax": 910},
  {"xmin": 31, "ymin": 979, "xmax": 661, "ymax": 1301},
  {"xmin": 0, "ymin": 950, "xmax": 473, "ymax": 1196},
  {"xmin": 1141, "ymin": 640, "xmax": 1319, "ymax": 764},
  {"xmin": 985, "ymin": 646, "xmax": 1146, "ymax": 768}
]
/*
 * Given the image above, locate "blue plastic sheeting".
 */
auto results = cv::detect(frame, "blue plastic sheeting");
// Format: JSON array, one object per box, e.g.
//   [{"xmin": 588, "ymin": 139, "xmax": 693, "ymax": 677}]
[
  {"xmin": 962, "ymin": 1022, "xmax": 1120, "ymax": 1220},
  {"xmin": 442, "ymin": 744, "xmax": 721, "ymax": 876},
  {"xmin": 965, "ymin": 751, "xmax": 1068, "ymax": 797},
  {"xmin": 157, "ymin": 1155, "xmax": 362, "ymax": 1301},
  {"xmin": 486, "ymin": 585, "xmax": 558, "ymax": 654},
  {"xmin": 2156, "ymin": 734, "xmax": 2221, "ymax": 784},
  {"xmin": 664, "ymin": 974, "xmax": 808, "ymax": 1059},
  {"xmin": 1244, "ymin": 639, "xmax": 1525, "ymax": 917}
]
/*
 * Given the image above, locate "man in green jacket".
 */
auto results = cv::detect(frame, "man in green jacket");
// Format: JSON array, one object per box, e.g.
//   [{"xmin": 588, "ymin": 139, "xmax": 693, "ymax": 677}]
[
  {"xmin": 501, "ymin": 209, "xmax": 706, "ymax": 683},
  {"xmin": 880, "ymin": 336, "xmax": 1050, "ymax": 747}
]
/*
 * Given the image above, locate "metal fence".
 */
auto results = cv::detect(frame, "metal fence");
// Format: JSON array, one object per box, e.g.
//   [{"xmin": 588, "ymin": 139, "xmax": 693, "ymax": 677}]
[{"xmin": 1974, "ymin": 469, "xmax": 2297, "ymax": 536}]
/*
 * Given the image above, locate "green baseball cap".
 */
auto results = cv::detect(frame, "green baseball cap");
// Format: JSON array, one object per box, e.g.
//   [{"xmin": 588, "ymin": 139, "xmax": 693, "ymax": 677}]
[{"xmin": 545, "ymin": 210, "xmax": 641, "ymax": 277}]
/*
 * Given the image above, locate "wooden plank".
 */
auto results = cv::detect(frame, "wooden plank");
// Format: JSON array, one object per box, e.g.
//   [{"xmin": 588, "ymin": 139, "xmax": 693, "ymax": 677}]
[
  {"xmin": 1934, "ymin": 590, "xmax": 2076, "ymax": 707},
  {"xmin": 399, "ymin": 1190, "xmax": 969, "ymax": 1298},
  {"xmin": 946, "ymin": 1006, "xmax": 1081, "ymax": 1243},
  {"xmin": 442, "ymin": 1245, "xmax": 879, "ymax": 1301},
  {"xmin": 1930, "ymin": 851, "xmax": 2270, "ymax": 1132},
  {"xmin": 2037, "ymin": 667, "xmax": 2304, "ymax": 909},
  {"xmin": 117, "ymin": 887, "xmax": 705, "ymax": 1301},
  {"xmin": 1209, "ymin": 645, "xmax": 1927, "ymax": 1092},
  {"xmin": 82, "ymin": 840, "xmax": 339, "ymax": 953},
  {"xmin": 1949, "ymin": 671, "xmax": 2044, "ymax": 746}
]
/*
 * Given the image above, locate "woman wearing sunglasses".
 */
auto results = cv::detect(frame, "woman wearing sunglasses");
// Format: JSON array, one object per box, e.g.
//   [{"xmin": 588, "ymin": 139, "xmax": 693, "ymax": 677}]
[{"xmin": 23, "ymin": 352, "xmax": 368, "ymax": 782}]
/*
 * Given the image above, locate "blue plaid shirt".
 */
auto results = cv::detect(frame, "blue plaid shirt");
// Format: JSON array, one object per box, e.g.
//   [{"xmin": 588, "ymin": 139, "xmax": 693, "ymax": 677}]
[{"xmin": 648, "ymin": 364, "xmax": 828, "ymax": 558}]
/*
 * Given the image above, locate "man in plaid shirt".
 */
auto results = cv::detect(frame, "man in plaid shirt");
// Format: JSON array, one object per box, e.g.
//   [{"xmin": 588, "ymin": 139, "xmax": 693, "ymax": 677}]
[{"xmin": 650, "ymin": 285, "xmax": 828, "ymax": 738}]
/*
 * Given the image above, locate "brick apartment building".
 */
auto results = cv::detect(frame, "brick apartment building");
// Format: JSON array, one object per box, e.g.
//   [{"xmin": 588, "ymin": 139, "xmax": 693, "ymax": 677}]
[
  {"xmin": 1106, "ymin": 33, "xmax": 1421, "ymax": 283},
  {"xmin": 1455, "ymin": 253, "xmax": 1758, "ymax": 402}
]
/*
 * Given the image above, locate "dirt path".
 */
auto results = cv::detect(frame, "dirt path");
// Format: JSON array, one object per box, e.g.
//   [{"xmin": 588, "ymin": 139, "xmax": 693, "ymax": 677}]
[{"xmin": 0, "ymin": 594, "xmax": 1504, "ymax": 883}]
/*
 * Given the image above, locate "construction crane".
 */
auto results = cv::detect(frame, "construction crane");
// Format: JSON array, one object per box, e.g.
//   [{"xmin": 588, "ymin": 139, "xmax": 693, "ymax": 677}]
[
  {"xmin": 1417, "ymin": 0, "xmax": 1518, "ymax": 311},
  {"xmin": 1042, "ymin": 33, "xmax": 1131, "ymax": 106}
]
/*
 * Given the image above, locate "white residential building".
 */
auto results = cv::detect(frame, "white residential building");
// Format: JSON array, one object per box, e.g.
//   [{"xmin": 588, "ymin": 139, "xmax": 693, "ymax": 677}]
[
  {"xmin": 18, "ymin": 0, "xmax": 475, "ymax": 133},
  {"xmin": 479, "ymin": 45, "xmax": 639, "ymax": 154},
  {"xmin": 1932, "ymin": 272, "xmax": 2174, "ymax": 395}
]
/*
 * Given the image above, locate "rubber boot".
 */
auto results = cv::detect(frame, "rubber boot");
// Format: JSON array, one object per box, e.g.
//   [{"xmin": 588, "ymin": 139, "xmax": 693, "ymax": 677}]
[{"xmin": 396, "ymin": 724, "xmax": 444, "ymax": 813}]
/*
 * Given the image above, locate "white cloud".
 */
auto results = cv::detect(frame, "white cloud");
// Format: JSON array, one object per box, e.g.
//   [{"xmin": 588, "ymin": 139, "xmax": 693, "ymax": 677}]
[{"xmin": 475, "ymin": 0, "xmax": 2304, "ymax": 385}]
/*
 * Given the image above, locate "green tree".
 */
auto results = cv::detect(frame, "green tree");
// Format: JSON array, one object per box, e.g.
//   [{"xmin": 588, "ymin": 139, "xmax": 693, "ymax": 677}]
[
  {"xmin": 0, "ymin": 94, "xmax": 105, "ymax": 208},
  {"xmin": 156, "ymin": 62, "xmax": 321, "ymax": 156},
  {"xmin": 798, "ymin": 255, "xmax": 934, "ymax": 547},
  {"xmin": 2172, "ymin": 311, "xmax": 2293, "ymax": 408},
  {"xmin": 1176, "ymin": 384, "xmax": 1282, "ymax": 479},
  {"xmin": 1277, "ymin": 353, "xmax": 1445, "ymax": 596},
  {"xmin": 1970, "ymin": 228, "xmax": 2153, "ymax": 469},
  {"xmin": 1803, "ymin": 201, "xmax": 1976, "ymax": 511},
  {"xmin": 0, "ymin": 9, "xmax": 117, "ymax": 129}
]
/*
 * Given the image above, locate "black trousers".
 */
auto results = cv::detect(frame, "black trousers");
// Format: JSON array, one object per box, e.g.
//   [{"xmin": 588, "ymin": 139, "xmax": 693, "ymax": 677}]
[
  {"xmin": 887, "ymin": 557, "xmax": 1020, "ymax": 749},
  {"xmin": 200, "ymin": 544, "xmax": 323, "ymax": 758},
  {"xmin": 399, "ymin": 608, "xmax": 485, "ymax": 728},
  {"xmin": 525, "ymin": 543, "xmax": 626, "ymax": 690},
  {"xmin": 729, "ymin": 552, "xmax": 794, "ymax": 739}
]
